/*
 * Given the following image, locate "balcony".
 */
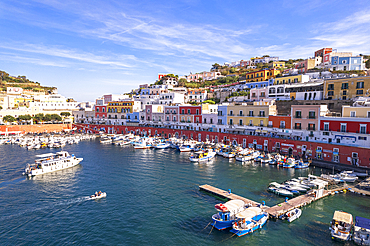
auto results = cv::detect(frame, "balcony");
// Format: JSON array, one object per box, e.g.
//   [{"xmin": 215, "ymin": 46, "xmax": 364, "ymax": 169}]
[
  {"xmin": 228, "ymin": 114, "xmax": 234, "ymax": 116},
  {"xmin": 259, "ymin": 124, "xmax": 264, "ymax": 127},
  {"xmin": 248, "ymin": 114, "xmax": 254, "ymax": 117},
  {"xmin": 307, "ymin": 127, "xmax": 316, "ymax": 131},
  {"xmin": 294, "ymin": 126, "xmax": 302, "ymax": 130},
  {"xmin": 294, "ymin": 115, "xmax": 302, "ymax": 119},
  {"xmin": 267, "ymin": 124, "xmax": 273, "ymax": 128},
  {"xmin": 308, "ymin": 115, "xmax": 316, "ymax": 119},
  {"xmin": 279, "ymin": 125, "xmax": 285, "ymax": 129},
  {"xmin": 165, "ymin": 112, "xmax": 170, "ymax": 114},
  {"xmin": 259, "ymin": 114, "xmax": 266, "ymax": 117},
  {"xmin": 238, "ymin": 114, "xmax": 244, "ymax": 116}
]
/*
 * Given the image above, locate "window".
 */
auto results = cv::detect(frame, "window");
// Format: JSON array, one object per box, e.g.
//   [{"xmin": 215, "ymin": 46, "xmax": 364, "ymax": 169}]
[
  {"xmin": 210, "ymin": 118, "xmax": 213, "ymax": 124},
  {"xmin": 294, "ymin": 123, "xmax": 301, "ymax": 129},
  {"xmin": 341, "ymin": 83, "xmax": 348, "ymax": 89},
  {"xmin": 187, "ymin": 109, "xmax": 190, "ymax": 114},
  {"xmin": 360, "ymin": 125, "xmax": 367, "ymax": 134},
  {"xmin": 328, "ymin": 84, "xmax": 334, "ymax": 90},
  {"xmin": 204, "ymin": 118, "xmax": 207, "ymax": 123},
  {"xmin": 295, "ymin": 111, "xmax": 302, "ymax": 118},
  {"xmin": 308, "ymin": 123, "xmax": 315, "ymax": 131},
  {"xmin": 229, "ymin": 119, "xmax": 233, "ymax": 125},
  {"xmin": 308, "ymin": 111, "xmax": 316, "ymax": 119},
  {"xmin": 350, "ymin": 111, "xmax": 356, "ymax": 117},
  {"xmin": 229, "ymin": 110, "xmax": 233, "ymax": 116},
  {"xmin": 181, "ymin": 109, "xmax": 185, "ymax": 114},
  {"xmin": 328, "ymin": 91, "xmax": 334, "ymax": 96},
  {"xmin": 239, "ymin": 119, "xmax": 243, "ymax": 126},
  {"xmin": 259, "ymin": 110, "xmax": 265, "ymax": 117},
  {"xmin": 196, "ymin": 109, "xmax": 199, "ymax": 115},
  {"xmin": 249, "ymin": 110, "xmax": 254, "ymax": 116},
  {"xmin": 324, "ymin": 122, "xmax": 329, "ymax": 131},
  {"xmin": 356, "ymin": 90, "xmax": 363, "ymax": 95},
  {"xmin": 239, "ymin": 110, "xmax": 243, "ymax": 116},
  {"xmin": 368, "ymin": 112, "xmax": 370, "ymax": 118},
  {"xmin": 340, "ymin": 123, "xmax": 347, "ymax": 132},
  {"xmin": 342, "ymin": 90, "xmax": 347, "ymax": 95},
  {"xmin": 356, "ymin": 82, "xmax": 364, "ymax": 88}
]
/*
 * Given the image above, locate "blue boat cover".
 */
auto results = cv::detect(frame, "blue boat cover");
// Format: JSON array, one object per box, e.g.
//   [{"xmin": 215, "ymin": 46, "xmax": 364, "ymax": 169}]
[{"xmin": 355, "ymin": 216, "xmax": 370, "ymax": 230}]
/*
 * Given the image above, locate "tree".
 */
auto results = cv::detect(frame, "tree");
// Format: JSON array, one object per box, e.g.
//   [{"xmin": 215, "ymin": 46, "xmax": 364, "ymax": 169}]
[
  {"xmin": 18, "ymin": 114, "xmax": 32, "ymax": 121},
  {"xmin": 43, "ymin": 114, "xmax": 52, "ymax": 122},
  {"xmin": 366, "ymin": 59, "xmax": 370, "ymax": 69},
  {"xmin": 178, "ymin": 78, "xmax": 187, "ymax": 86},
  {"xmin": 60, "ymin": 112, "xmax": 71, "ymax": 117},
  {"xmin": 33, "ymin": 113, "xmax": 44, "ymax": 123},
  {"xmin": 0, "ymin": 106, "xmax": 2, "ymax": 110},
  {"xmin": 51, "ymin": 114, "xmax": 62, "ymax": 121},
  {"xmin": 3, "ymin": 115, "xmax": 16, "ymax": 123}
]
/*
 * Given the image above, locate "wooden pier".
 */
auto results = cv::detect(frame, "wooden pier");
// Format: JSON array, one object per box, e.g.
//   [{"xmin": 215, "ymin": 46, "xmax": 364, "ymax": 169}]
[
  {"xmin": 199, "ymin": 184, "xmax": 348, "ymax": 219},
  {"xmin": 199, "ymin": 184, "xmax": 269, "ymax": 208}
]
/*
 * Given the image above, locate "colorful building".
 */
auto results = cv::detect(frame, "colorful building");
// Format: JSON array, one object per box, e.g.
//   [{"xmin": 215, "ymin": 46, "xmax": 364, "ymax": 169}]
[
  {"xmin": 245, "ymin": 69, "xmax": 280, "ymax": 82},
  {"xmin": 342, "ymin": 106, "xmax": 370, "ymax": 118},
  {"xmin": 225, "ymin": 104, "xmax": 271, "ymax": 127},
  {"xmin": 314, "ymin": 48, "xmax": 333, "ymax": 58},
  {"xmin": 274, "ymin": 74, "xmax": 309, "ymax": 85},
  {"xmin": 179, "ymin": 105, "xmax": 202, "ymax": 123},
  {"xmin": 331, "ymin": 56, "xmax": 365, "ymax": 71},
  {"xmin": 324, "ymin": 76, "xmax": 370, "ymax": 100},
  {"xmin": 269, "ymin": 61, "xmax": 285, "ymax": 68},
  {"xmin": 268, "ymin": 115, "xmax": 291, "ymax": 129},
  {"xmin": 291, "ymin": 105, "xmax": 328, "ymax": 131}
]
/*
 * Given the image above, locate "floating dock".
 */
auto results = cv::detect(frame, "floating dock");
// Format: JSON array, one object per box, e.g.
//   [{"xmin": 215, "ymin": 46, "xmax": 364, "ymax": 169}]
[
  {"xmin": 199, "ymin": 184, "xmax": 269, "ymax": 208},
  {"xmin": 199, "ymin": 184, "xmax": 348, "ymax": 219}
]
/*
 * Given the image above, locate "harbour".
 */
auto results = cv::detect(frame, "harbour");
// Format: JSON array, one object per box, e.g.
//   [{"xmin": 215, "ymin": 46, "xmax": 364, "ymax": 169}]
[{"xmin": 1, "ymin": 138, "xmax": 369, "ymax": 245}]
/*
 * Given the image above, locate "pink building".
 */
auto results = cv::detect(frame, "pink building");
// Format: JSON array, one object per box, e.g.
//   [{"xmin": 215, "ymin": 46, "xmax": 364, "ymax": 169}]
[
  {"xmin": 250, "ymin": 88, "xmax": 268, "ymax": 101},
  {"xmin": 291, "ymin": 105, "xmax": 328, "ymax": 131},
  {"xmin": 164, "ymin": 106, "xmax": 179, "ymax": 123}
]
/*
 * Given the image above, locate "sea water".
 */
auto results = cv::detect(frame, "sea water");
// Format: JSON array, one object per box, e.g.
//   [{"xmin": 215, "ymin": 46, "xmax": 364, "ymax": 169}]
[{"xmin": 0, "ymin": 140, "xmax": 368, "ymax": 245}]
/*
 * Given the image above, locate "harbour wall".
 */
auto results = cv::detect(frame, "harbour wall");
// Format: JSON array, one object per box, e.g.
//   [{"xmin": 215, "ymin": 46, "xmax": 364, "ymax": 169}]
[
  {"xmin": 0, "ymin": 124, "xmax": 72, "ymax": 134},
  {"xmin": 74, "ymin": 124, "xmax": 370, "ymax": 169}
]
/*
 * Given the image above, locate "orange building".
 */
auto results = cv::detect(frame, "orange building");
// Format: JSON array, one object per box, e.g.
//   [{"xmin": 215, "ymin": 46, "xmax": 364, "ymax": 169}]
[{"xmin": 268, "ymin": 115, "xmax": 291, "ymax": 129}]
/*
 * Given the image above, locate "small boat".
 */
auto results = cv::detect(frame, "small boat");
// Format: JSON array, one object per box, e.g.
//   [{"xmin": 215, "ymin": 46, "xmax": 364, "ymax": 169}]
[
  {"xmin": 154, "ymin": 142, "xmax": 170, "ymax": 149},
  {"xmin": 189, "ymin": 150, "xmax": 216, "ymax": 162},
  {"xmin": 280, "ymin": 208, "xmax": 302, "ymax": 222},
  {"xmin": 230, "ymin": 207, "xmax": 269, "ymax": 237},
  {"xmin": 295, "ymin": 159, "xmax": 310, "ymax": 169},
  {"xmin": 283, "ymin": 158, "xmax": 296, "ymax": 168},
  {"xmin": 90, "ymin": 191, "xmax": 107, "ymax": 200},
  {"xmin": 211, "ymin": 200, "xmax": 247, "ymax": 230},
  {"xmin": 329, "ymin": 211, "xmax": 353, "ymax": 241},
  {"xmin": 353, "ymin": 216, "xmax": 370, "ymax": 246}
]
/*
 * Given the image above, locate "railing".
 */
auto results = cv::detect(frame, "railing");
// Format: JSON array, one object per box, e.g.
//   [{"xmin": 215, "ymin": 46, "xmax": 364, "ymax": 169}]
[
  {"xmin": 279, "ymin": 125, "xmax": 285, "ymax": 129},
  {"xmin": 307, "ymin": 127, "xmax": 316, "ymax": 131},
  {"xmin": 238, "ymin": 114, "xmax": 244, "ymax": 116},
  {"xmin": 294, "ymin": 126, "xmax": 302, "ymax": 130},
  {"xmin": 308, "ymin": 116, "xmax": 316, "ymax": 119},
  {"xmin": 294, "ymin": 115, "xmax": 302, "ymax": 118},
  {"xmin": 228, "ymin": 114, "xmax": 234, "ymax": 116}
]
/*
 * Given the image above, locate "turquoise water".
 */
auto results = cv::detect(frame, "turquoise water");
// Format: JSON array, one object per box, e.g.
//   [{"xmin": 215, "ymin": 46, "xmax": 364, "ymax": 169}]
[{"xmin": 0, "ymin": 140, "xmax": 369, "ymax": 245}]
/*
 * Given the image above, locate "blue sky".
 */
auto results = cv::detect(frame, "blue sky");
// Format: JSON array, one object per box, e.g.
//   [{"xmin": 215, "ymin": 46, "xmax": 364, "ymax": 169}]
[{"xmin": 0, "ymin": 0, "xmax": 369, "ymax": 101}]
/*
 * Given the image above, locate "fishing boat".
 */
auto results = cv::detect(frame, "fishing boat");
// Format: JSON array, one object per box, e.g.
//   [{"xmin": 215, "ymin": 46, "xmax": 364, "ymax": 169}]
[
  {"xmin": 260, "ymin": 154, "xmax": 272, "ymax": 164},
  {"xmin": 154, "ymin": 142, "xmax": 170, "ymax": 149},
  {"xmin": 23, "ymin": 151, "xmax": 83, "ymax": 177},
  {"xmin": 90, "ymin": 191, "xmax": 107, "ymax": 200},
  {"xmin": 189, "ymin": 149, "xmax": 216, "ymax": 162},
  {"xmin": 230, "ymin": 207, "xmax": 269, "ymax": 237},
  {"xmin": 353, "ymin": 216, "xmax": 370, "ymax": 245},
  {"xmin": 280, "ymin": 208, "xmax": 302, "ymax": 222},
  {"xmin": 211, "ymin": 200, "xmax": 247, "ymax": 230},
  {"xmin": 295, "ymin": 159, "xmax": 310, "ymax": 169},
  {"xmin": 283, "ymin": 158, "xmax": 296, "ymax": 168},
  {"xmin": 329, "ymin": 211, "xmax": 353, "ymax": 241}
]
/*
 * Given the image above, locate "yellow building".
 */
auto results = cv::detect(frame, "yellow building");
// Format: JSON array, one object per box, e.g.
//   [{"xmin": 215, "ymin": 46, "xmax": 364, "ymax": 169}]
[
  {"xmin": 324, "ymin": 76, "xmax": 370, "ymax": 100},
  {"xmin": 245, "ymin": 69, "xmax": 281, "ymax": 82},
  {"xmin": 107, "ymin": 101, "xmax": 134, "ymax": 119},
  {"xmin": 226, "ymin": 105, "xmax": 270, "ymax": 127},
  {"xmin": 274, "ymin": 74, "xmax": 310, "ymax": 85},
  {"xmin": 269, "ymin": 61, "xmax": 285, "ymax": 68},
  {"xmin": 342, "ymin": 106, "xmax": 370, "ymax": 118}
]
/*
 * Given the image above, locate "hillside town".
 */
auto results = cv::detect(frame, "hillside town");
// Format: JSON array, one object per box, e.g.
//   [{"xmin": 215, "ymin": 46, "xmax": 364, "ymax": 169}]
[{"xmin": 1, "ymin": 47, "xmax": 370, "ymax": 165}]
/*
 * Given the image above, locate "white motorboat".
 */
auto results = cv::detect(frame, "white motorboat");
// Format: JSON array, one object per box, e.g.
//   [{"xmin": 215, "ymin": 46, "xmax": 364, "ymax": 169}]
[
  {"xmin": 281, "ymin": 208, "xmax": 302, "ymax": 222},
  {"xmin": 189, "ymin": 150, "xmax": 216, "ymax": 162},
  {"xmin": 23, "ymin": 151, "xmax": 83, "ymax": 177},
  {"xmin": 154, "ymin": 142, "xmax": 170, "ymax": 149},
  {"xmin": 90, "ymin": 191, "xmax": 107, "ymax": 200}
]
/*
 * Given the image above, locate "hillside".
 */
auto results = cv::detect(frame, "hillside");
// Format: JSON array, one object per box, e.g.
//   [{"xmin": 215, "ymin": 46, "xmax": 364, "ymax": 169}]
[{"xmin": 0, "ymin": 70, "xmax": 56, "ymax": 93}]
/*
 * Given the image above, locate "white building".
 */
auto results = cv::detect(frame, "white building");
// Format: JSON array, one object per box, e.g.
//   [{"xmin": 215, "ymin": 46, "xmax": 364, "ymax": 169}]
[
  {"xmin": 158, "ymin": 92, "xmax": 185, "ymax": 105},
  {"xmin": 34, "ymin": 94, "xmax": 78, "ymax": 111}
]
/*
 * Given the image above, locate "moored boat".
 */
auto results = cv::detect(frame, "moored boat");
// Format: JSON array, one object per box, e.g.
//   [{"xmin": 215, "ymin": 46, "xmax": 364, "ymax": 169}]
[
  {"xmin": 353, "ymin": 216, "xmax": 370, "ymax": 245},
  {"xmin": 230, "ymin": 207, "xmax": 269, "ymax": 237},
  {"xmin": 280, "ymin": 208, "xmax": 302, "ymax": 222},
  {"xmin": 329, "ymin": 211, "xmax": 353, "ymax": 241},
  {"xmin": 211, "ymin": 199, "xmax": 247, "ymax": 230}
]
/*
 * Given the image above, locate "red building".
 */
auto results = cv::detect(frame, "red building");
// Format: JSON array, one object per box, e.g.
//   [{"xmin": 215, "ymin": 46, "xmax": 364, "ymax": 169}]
[
  {"xmin": 314, "ymin": 48, "xmax": 332, "ymax": 58},
  {"xmin": 179, "ymin": 105, "xmax": 202, "ymax": 123},
  {"xmin": 95, "ymin": 105, "xmax": 107, "ymax": 120},
  {"xmin": 268, "ymin": 115, "xmax": 291, "ymax": 129},
  {"xmin": 320, "ymin": 117, "xmax": 370, "ymax": 134}
]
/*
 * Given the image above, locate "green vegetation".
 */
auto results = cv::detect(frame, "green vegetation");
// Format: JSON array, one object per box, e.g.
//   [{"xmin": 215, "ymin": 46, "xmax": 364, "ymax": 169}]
[
  {"xmin": 3, "ymin": 115, "xmax": 16, "ymax": 122},
  {"xmin": 225, "ymin": 90, "xmax": 250, "ymax": 101},
  {"xmin": 33, "ymin": 113, "xmax": 62, "ymax": 123},
  {"xmin": 61, "ymin": 112, "xmax": 71, "ymax": 117},
  {"xmin": 0, "ymin": 70, "xmax": 56, "ymax": 93},
  {"xmin": 331, "ymin": 70, "xmax": 366, "ymax": 75},
  {"xmin": 17, "ymin": 114, "xmax": 32, "ymax": 121},
  {"xmin": 202, "ymin": 100, "xmax": 215, "ymax": 104}
]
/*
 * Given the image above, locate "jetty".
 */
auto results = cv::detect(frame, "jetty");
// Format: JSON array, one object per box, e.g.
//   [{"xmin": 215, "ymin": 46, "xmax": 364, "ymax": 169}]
[
  {"xmin": 199, "ymin": 184, "xmax": 268, "ymax": 208},
  {"xmin": 199, "ymin": 184, "xmax": 348, "ymax": 219}
]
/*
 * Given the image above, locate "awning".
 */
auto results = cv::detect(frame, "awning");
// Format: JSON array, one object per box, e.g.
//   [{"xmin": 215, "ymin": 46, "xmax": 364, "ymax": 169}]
[
  {"xmin": 333, "ymin": 211, "xmax": 353, "ymax": 224},
  {"xmin": 355, "ymin": 216, "xmax": 370, "ymax": 230}
]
